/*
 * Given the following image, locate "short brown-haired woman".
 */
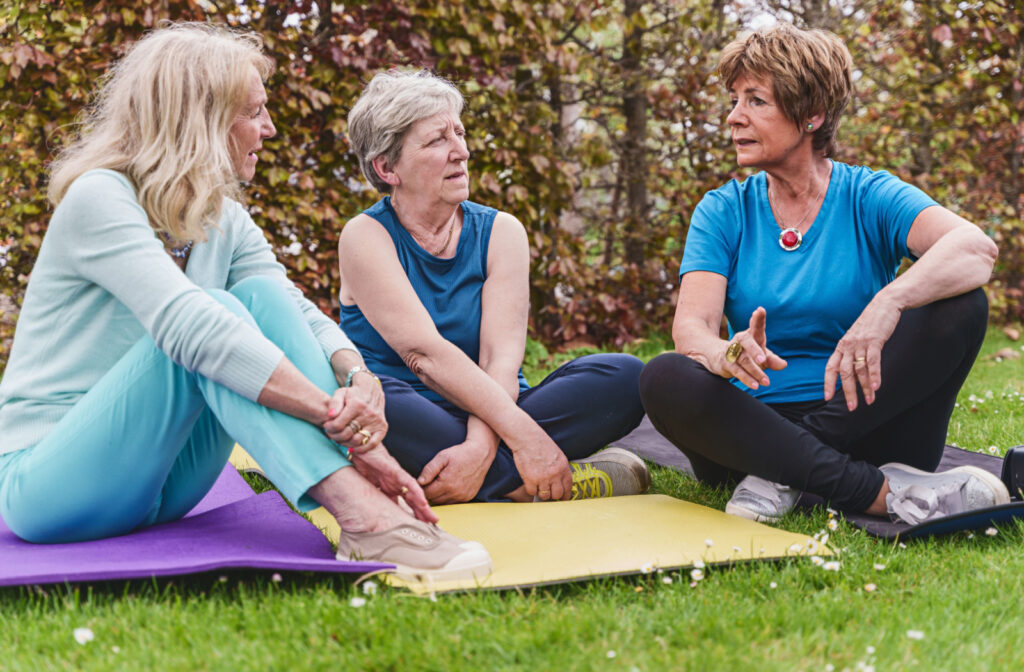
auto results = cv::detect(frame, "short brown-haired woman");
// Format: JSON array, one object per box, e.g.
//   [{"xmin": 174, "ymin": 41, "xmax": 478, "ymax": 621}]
[{"xmin": 640, "ymin": 24, "xmax": 1008, "ymax": 524}]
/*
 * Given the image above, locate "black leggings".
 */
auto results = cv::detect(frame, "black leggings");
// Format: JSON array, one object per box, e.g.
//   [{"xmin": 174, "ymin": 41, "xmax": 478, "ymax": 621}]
[{"xmin": 638, "ymin": 289, "xmax": 988, "ymax": 512}]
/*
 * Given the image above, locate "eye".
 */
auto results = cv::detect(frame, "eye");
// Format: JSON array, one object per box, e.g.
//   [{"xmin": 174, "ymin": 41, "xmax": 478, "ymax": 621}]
[{"xmin": 729, "ymin": 98, "xmax": 738, "ymax": 107}]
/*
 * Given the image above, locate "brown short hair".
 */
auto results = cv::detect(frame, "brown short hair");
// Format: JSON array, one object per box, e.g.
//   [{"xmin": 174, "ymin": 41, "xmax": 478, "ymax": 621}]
[{"xmin": 718, "ymin": 23, "xmax": 852, "ymax": 157}]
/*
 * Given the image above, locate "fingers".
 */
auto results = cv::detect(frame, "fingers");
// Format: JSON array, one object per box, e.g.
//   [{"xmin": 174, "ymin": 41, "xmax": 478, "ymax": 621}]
[
  {"xmin": 723, "ymin": 335, "xmax": 769, "ymax": 388},
  {"xmin": 323, "ymin": 388, "xmax": 388, "ymax": 451},
  {"xmin": 417, "ymin": 453, "xmax": 446, "ymax": 488},
  {"xmin": 748, "ymin": 306, "xmax": 767, "ymax": 345},
  {"xmin": 400, "ymin": 478, "xmax": 438, "ymax": 523}
]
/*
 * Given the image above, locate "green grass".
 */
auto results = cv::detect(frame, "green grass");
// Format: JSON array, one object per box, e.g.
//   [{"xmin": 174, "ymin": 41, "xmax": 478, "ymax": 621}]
[{"xmin": 3, "ymin": 329, "xmax": 1024, "ymax": 671}]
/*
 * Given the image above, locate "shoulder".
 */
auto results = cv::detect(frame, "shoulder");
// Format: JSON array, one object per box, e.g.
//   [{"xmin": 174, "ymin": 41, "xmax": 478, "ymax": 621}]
[
  {"xmin": 698, "ymin": 174, "xmax": 761, "ymax": 213},
  {"xmin": 59, "ymin": 169, "xmax": 138, "ymax": 212}
]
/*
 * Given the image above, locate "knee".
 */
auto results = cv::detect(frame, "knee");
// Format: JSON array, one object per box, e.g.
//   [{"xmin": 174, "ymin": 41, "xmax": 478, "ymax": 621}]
[
  {"xmin": 578, "ymin": 353, "xmax": 644, "ymax": 410},
  {"xmin": 205, "ymin": 289, "xmax": 258, "ymax": 327},
  {"xmin": 229, "ymin": 274, "xmax": 284, "ymax": 301},
  {"xmin": 639, "ymin": 353, "xmax": 717, "ymax": 419},
  {"xmin": 926, "ymin": 287, "xmax": 988, "ymax": 343}
]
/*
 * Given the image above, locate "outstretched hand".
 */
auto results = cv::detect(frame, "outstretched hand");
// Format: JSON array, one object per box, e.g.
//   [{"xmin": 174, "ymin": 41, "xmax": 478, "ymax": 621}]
[
  {"xmin": 824, "ymin": 296, "xmax": 901, "ymax": 411},
  {"xmin": 718, "ymin": 307, "xmax": 787, "ymax": 388}
]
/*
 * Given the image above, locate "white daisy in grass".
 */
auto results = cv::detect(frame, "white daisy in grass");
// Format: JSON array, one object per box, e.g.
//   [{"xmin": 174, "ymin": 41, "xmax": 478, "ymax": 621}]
[
  {"xmin": 362, "ymin": 581, "xmax": 378, "ymax": 595},
  {"xmin": 789, "ymin": 543, "xmax": 803, "ymax": 553},
  {"xmin": 827, "ymin": 518, "xmax": 839, "ymax": 531},
  {"xmin": 662, "ymin": 576, "xmax": 673, "ymax": 585},
  {"xmin": 693, "ymin": 559, "xmax": 705, "ymax": 569},
  {"xmin": 73, "ymin": 627, "xmax": 94, "ymax": 645},
  {"xmin": 704, "ymin": 538, "xmax": 714, "ymax": 548},
  {"xmin": 769, "ymin": 581, "xmax": 777, "ymax": 589},
  {"xmin": 864, "ymin": 583, "xmax": 877, "ymax": 592},
  {"xmin": 806, "ymin": 540, "xmax": 818, "ymax": 553},
  {"xmin": 906, "ymin": 630, "xmax": 925, "ymax": 640},
  {"xmin": 811, "ymin": 555, "xmax": 824, "ymax": 566},
  {"xmin": 606, "ymin": 650, "xmax": 617, "ymax": 659},
  {"xmin": 640, "ymin": 562, "xmax": 656, "ymax": 574},
  {"xmin": 873, "ymin": 563, "xmax": 886, "ymax": 571},
  {"xmin": 822, "ymin": 561, "xmax": 841, "ymax": 571},
  {"xmin": 732, "ymin": 545, "xmax": 742, "ymax": 553},
  {"xmin": 271, "ymin": 573, "xmax": 282, "ymax": 583},
  {"xmin": 690, "ymin": 568, "xmax": 704, "ymax": 581},
  {"xmin": 985, "ymin": 527, "xmax": 998, "ymax": 536},
  {"xmin": 349, "ymin": 597, "xmax": 367, "ymax": 608}
]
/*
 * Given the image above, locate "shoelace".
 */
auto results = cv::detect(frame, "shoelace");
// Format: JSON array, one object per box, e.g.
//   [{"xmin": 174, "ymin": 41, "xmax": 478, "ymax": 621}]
[
  {"xmin": 887, "ymin": 484, "xmax": 944, "ymax": 524},
  {"xmin": 571, "ymin": 463, "xmax": 612, "ymax": 499}
]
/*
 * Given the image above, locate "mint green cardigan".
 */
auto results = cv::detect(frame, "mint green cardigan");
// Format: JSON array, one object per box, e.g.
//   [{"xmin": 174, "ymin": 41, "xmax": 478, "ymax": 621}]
[{"xmin": 0, "ymin": 169, "xmax": 355, "ymax": 455}]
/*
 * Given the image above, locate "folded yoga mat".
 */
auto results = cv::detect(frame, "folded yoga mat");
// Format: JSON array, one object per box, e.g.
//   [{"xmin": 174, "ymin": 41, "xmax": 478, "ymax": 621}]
[
  {"xmin": 231, "ymin": 446, "xmax": 826, "ymax": 594},
  {"xmin": 0, "ymin": 465, "xmax": 390, "ymax": 587},
  {"xmin": 615, "ymin": 415, "xmax": 1024, "ymax": 540}
]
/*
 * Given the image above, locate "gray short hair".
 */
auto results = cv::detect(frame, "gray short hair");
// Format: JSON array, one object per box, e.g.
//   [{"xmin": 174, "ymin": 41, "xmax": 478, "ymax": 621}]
[{"xmin": 347, "ymin": 69, "xmax": 465, "ymax": 194}]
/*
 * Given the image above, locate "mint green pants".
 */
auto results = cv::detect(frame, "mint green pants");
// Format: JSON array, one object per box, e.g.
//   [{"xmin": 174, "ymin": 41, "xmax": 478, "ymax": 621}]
[{"xmin": 0, "ymin": 275, "xmax": 350, "ymax": 543}]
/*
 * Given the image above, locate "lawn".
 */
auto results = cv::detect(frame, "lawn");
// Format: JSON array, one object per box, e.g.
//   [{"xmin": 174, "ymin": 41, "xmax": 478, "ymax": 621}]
[{"xmin": 2, "ymin": 328, "xmax": 1023, "ymax": 671}]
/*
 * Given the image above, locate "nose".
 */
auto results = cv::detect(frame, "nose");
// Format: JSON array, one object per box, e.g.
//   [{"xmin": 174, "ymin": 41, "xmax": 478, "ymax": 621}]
[
  {"xmin": 261, "ymin": 109, "xmax": 276, "ymax": 139},
  {"xmin": 726, "ymin": 103, "xmax": 744, "ymax": 127},
  {"xmin": 451, "ymin": 135, "xmax": 469, "ymax": 161}
]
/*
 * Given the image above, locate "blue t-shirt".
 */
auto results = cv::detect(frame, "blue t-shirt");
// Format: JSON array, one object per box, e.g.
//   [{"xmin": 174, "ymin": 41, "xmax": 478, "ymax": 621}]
[
  {"xmin": 679, "ymin": 161, "xmax": 937, "ymax": 403},
  {"xmin": 341, "ymin": 197, "xmax": 529, "ymax": 409}
]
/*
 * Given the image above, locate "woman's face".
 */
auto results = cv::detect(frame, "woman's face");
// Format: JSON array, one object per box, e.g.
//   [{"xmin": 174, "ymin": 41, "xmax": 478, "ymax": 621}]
[
  {"xmin": 391, "ymin": 110, "xmax": 470, "ymax": 204},
  {"xmin": 726, "ymin": 72, "xmax": 805, "ymax": 170},
  {"xmin": 228, "ymin": 67, "xmax": 276, "ymax": 182}
]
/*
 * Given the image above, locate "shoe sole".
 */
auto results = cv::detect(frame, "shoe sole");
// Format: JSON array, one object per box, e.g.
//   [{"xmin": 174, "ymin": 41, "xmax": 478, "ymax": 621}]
[
  {"xmin": 880, "ymin": 462, "xmax": 1011, "ymax": 506},
  {"xmin": 389, "ymin": 549, "xmax": 494, "ymax": 584},
  {"xmin": 724, "ymin": 501, "xmax": 781, "ymax": 523}
]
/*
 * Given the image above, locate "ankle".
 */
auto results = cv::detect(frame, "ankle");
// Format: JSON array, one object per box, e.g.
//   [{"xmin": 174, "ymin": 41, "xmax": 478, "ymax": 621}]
[{"xmin": 864, "ymin": 478, "xmax": 891, "ymax": 516}]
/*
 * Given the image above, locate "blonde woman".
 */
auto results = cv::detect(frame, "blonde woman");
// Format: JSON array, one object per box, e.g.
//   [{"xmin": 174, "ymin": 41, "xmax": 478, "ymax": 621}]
[{"xmin": 0, "ymin": 24, "xmax": 490, "ymax": 582}]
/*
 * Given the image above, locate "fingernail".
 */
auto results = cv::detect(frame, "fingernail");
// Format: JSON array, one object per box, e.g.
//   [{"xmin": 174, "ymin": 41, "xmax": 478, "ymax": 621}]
[
  {"xmin": 848, "ymin": 402, "xmax": 855, "ymax": 411},
  {"xmin": 327, "ymin": 407, "xmax": 338, "ymax": 418}
]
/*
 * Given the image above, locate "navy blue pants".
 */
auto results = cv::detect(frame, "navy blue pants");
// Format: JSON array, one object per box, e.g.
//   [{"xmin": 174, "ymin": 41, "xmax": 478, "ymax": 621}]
[
  {"xmin": 381, "ymin": 353, "xmax": 645, "ymax": 501},
  {"xmin": 639, "ymin": 289, "xmax": 988, "ymax": 512}
]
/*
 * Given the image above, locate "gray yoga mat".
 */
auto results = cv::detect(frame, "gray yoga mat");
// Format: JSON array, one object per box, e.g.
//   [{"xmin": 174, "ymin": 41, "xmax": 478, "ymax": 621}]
[{"xmin": 615, "ymin": 415, "xmax": 1024, "ymax": 539}]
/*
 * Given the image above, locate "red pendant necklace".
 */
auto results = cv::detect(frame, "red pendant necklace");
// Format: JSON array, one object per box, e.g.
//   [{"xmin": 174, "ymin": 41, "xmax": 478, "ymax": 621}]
[{"xmin": 768, "ymin": 163, "xmax": 831, "ymax": 252}]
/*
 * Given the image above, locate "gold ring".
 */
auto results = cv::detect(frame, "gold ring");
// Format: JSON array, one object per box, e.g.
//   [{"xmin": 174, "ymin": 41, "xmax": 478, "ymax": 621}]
[
  {"xmin": 358, "ymin": 429, "xmax": 371, "ymax": 445},
  {"xmin": 725, "ymin": 341, "xmax": 743, "ymax": 363},
  {"xmin": 400, "ymin": 486, "xmax": 409, "ymax": 495},
  {"xmin": 854, "ymin": 356, "xmax": 866, "ymax": 363},
  {"xmin": 539, "ymin": 489, "xmax": 550, "ymax": 497},
  {"xmin": 349, "ymin": 420, "xmax": 362, "ymax": 433}
]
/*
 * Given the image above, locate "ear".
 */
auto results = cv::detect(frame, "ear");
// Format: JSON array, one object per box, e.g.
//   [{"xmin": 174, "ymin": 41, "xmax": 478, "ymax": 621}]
[
  {"xmin": 806, "ymin": 111, "xmax": 826, "ymax": 132},
  {"xmin": 371, "ymin": 155, "xmax": 401, "ymax": 187}
]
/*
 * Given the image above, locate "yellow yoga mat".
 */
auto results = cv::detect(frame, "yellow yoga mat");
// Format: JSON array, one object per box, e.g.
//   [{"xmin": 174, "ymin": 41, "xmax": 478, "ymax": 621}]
[{"xmin": 230, "ymin": 445, "xmax": 829, "ymax": 594}]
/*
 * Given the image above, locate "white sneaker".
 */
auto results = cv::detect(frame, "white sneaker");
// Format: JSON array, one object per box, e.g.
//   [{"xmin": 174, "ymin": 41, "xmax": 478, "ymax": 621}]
[
  {"xmin": 881, "ymin": 463, "xmax": 1010, "ymax": 525},
  {"xmin": 725, "ymin": 475, "xmax": 801, "ymax": 522}
]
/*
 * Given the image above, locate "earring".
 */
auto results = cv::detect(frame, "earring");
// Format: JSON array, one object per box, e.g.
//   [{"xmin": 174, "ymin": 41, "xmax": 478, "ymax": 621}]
[{"xmin": 806, "ymin": 123, "xmax": 814, "ymax": 131}]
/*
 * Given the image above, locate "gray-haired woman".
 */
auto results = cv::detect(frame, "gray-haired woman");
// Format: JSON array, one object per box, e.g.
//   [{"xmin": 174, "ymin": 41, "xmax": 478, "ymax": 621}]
[{"xmin": 338, "ymin": 69, "xmax": 649, "ymax": 505}]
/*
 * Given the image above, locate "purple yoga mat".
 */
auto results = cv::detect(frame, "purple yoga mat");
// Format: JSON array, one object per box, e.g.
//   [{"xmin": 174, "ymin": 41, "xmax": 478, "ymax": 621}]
[{"xmin": 0, "ymin": 466, "xmax": 390, "ymax": 587}]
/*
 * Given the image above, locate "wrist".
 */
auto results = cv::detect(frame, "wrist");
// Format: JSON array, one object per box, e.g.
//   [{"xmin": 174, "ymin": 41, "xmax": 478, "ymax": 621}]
[{"xmin": 344, "ymin": 365, "xmax": 381, "ymax": 388}]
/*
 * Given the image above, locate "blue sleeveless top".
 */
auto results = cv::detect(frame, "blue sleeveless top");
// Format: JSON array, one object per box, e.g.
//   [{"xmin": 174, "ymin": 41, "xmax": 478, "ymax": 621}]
[{"xmin": 340, "ymin": 197, "xmax": 530, "ymax": 408}]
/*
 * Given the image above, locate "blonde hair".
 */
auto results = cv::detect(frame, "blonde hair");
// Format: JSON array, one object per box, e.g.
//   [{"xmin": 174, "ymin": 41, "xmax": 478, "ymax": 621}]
[
  {"xmin": 718, "ymin": 23, "xmax": 852, "ymax": 157},
  {"xmin": 347, "ymin": 69, "xmax": 464, "ymax": 194},
  {"xmin": 48, "ymin": 22, "xmax": 272, "ymax": 242}
]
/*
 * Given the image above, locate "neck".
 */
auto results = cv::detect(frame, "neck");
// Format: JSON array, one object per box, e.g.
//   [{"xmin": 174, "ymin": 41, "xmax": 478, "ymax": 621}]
[
  {"xmin": 767, "ymin": 156, "xmax": 832, "ymax": 201},
  {"xmin": 390, "ymin": 190, "xmax": 460, "ymax": 235}
]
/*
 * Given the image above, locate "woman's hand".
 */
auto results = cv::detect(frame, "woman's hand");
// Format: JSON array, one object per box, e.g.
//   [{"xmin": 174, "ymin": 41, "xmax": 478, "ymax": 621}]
[
  {"xmin": 323, "ymin": 375, "xmax": 387, "ymax": 455},
  {"xmin": 717, "ymin": 307, "xmax": 787, "ymax": 388},
  {"xmin": 417, "ymin": 439, "xmax": 496, "ymax": 504},
  {"xmin": 349, "ymin": 444, "xmax": 438, "ymax": 524},
  {"xmin": 824, "ymin": 295, "xmax": 901, "ymax": 411},
  {"xmin": 505, "ymin": 424, "xmax": 572, "ymax": 501}
]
